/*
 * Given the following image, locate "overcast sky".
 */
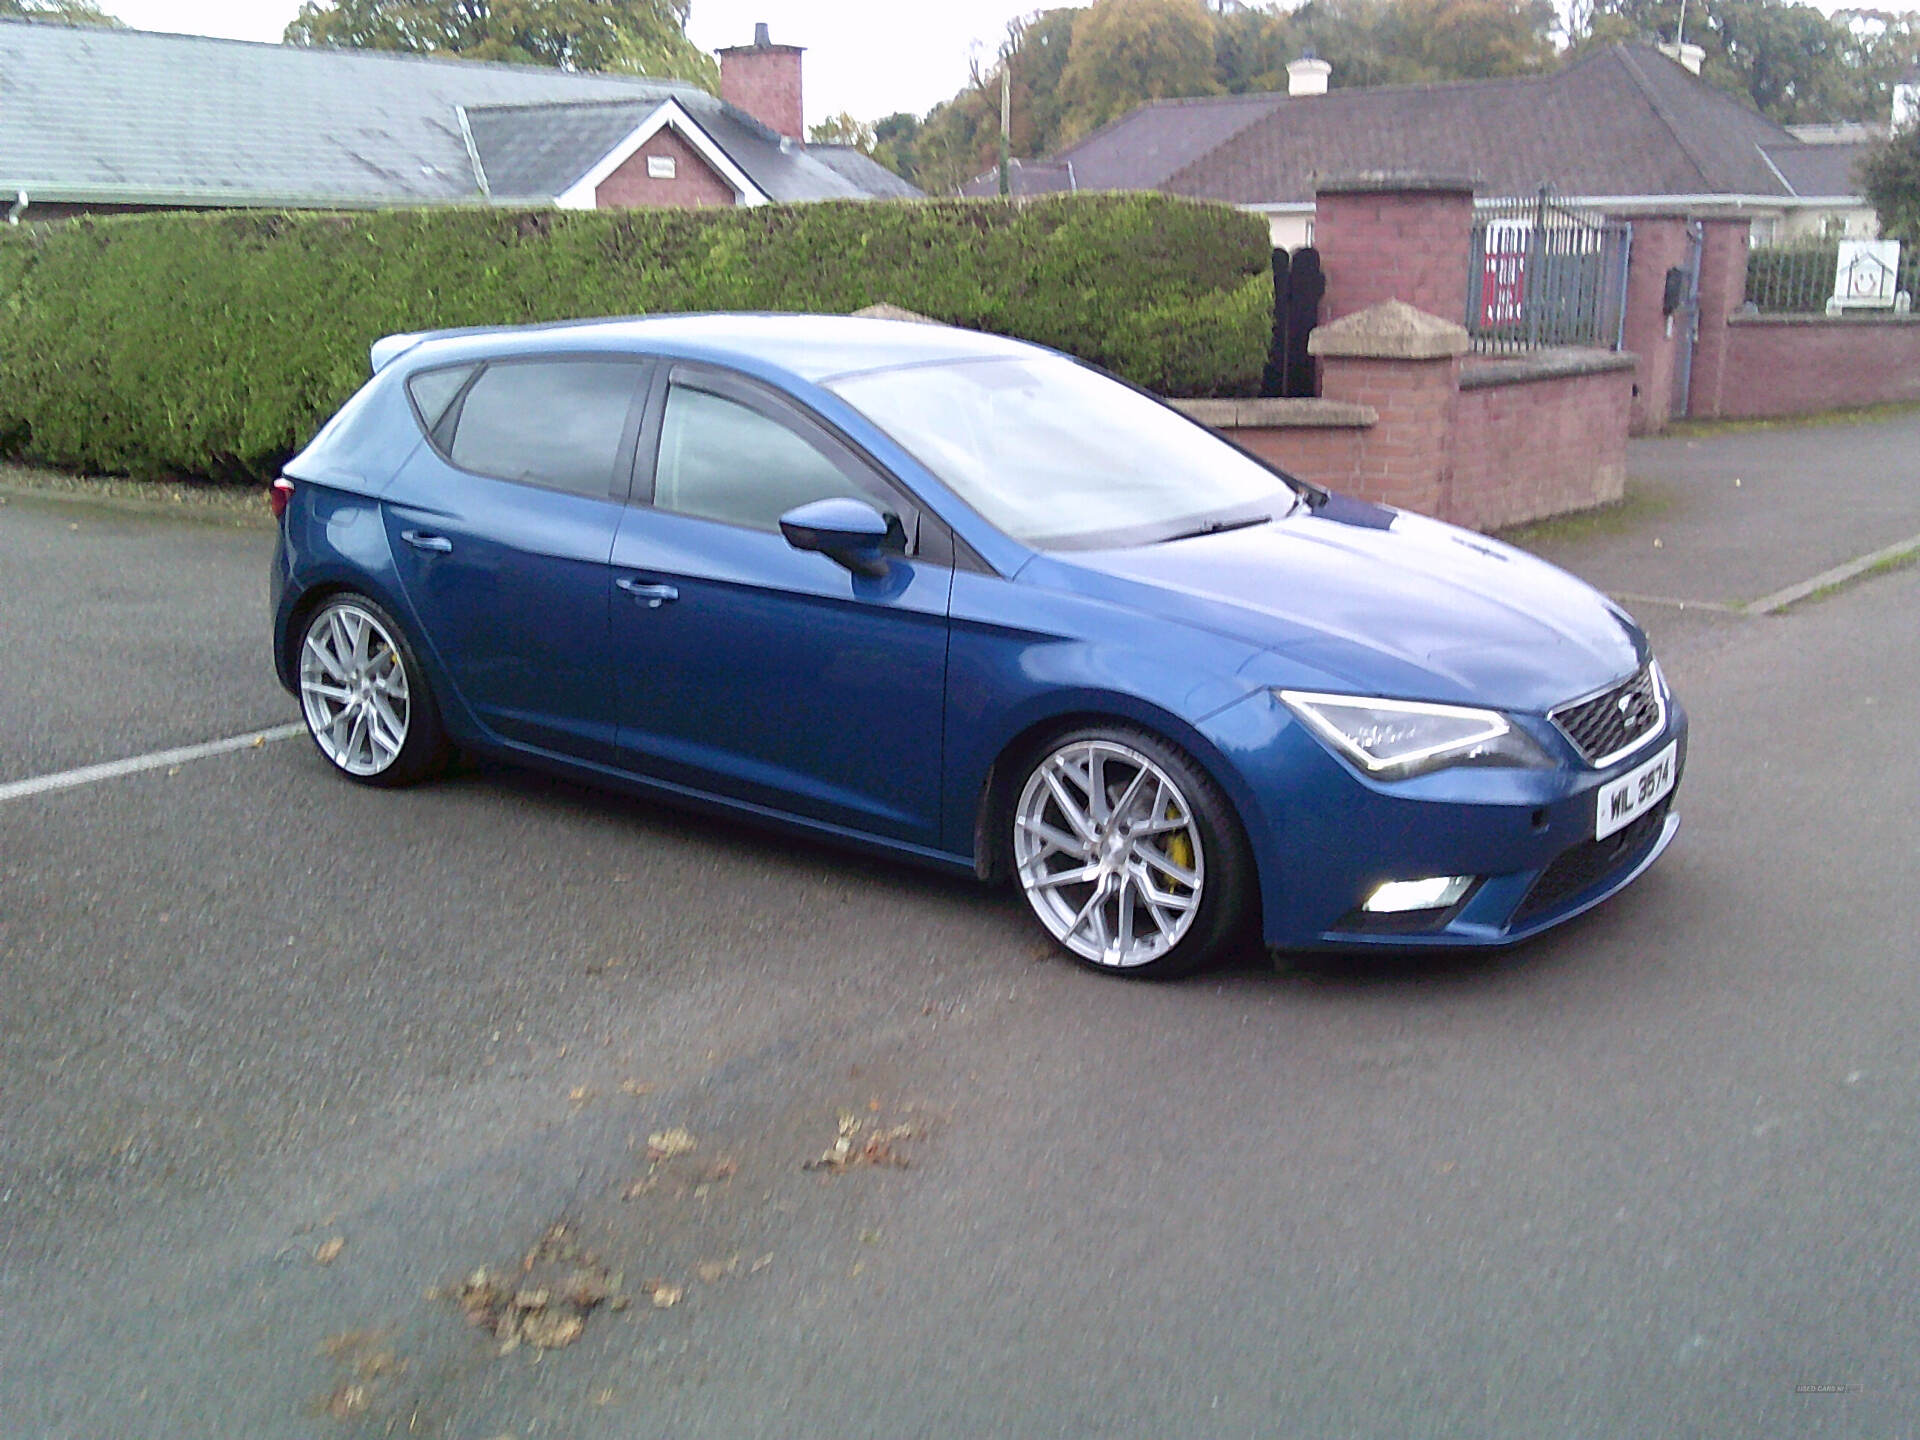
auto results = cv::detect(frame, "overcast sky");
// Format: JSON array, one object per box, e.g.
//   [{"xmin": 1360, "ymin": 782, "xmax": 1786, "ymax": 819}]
[{"xmin": 103, "ymin": 1, "xmax": 1064, "ymax": 126}]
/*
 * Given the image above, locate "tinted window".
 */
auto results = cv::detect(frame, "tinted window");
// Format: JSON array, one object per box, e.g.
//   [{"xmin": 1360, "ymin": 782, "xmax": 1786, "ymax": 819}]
[
  {"xmin": 653, "ymin": 385, "xmax": 887, "ymax": 535},
  {"xmin": 406, "ymin": 364, "xmax": 476, "ymax": 434},
  {"xmin": 449, "ymin": 360, "xmax": 643, "ymax": 497}
]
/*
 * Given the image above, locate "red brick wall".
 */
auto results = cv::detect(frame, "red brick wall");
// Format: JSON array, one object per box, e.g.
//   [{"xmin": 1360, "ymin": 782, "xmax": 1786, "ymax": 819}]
[
  {"xmin": 595, "ymin": 128, "xmax": 735, "ymax": 210},
  {"xmin": 1450, "ymin": 368, "xmax": 1632, "ymax": 529},
  {"xmin": 1705, "ymin": 317, "xmax": 1920, "ymax": 417},
  {"xmin": 1219, "ymin": 425, "xmax": 1372, "ymax": 492},
  {"xmin": 1318, "ymin": 353, "xmax": 1460, "ymax": 517},
  {"xmin": 1205, "ymin": 354, "xmax": 1632, "ymax": 531},
  {"xmin": 1315, "ymin": 185, "xmax": 1475, "ymax": 325},
  {"xmin": 1615, "ymin": 214, "xmax": 1691, "ymax": 434},
  {"xmin": 719, "ymin": 44, "xmax": 804, "ymax": 141}
]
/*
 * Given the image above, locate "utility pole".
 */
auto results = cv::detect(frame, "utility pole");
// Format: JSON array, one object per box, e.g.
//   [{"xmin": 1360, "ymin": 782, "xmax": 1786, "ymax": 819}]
[{"xmin": 998, "ymin": 63, "xmax": 1012, "ymax": 197}]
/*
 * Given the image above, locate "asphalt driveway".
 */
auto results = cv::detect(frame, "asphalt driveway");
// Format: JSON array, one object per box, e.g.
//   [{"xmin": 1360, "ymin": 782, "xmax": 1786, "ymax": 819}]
[{"xmin": 2, "ymin": 417, "xmax": 1918, "ymax": 1438}]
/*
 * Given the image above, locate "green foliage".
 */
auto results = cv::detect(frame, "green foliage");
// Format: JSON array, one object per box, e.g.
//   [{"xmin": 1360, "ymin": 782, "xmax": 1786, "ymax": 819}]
[
  {"xmin": 283, "ymin": 0, "xmax": 717, "ymax": 89},
  {"xmin": 1861, "ymin": 122, "xmax": 1920, "ymax": 242},
  {"xmin": 1057, "ymin": 0, "xmax": 1222, "ymax": 141},
  {"xmin": 0, "ymin": 0, "xmax": 120, "ymax": 21},
  {"xmin": 0, "ymin": 196, "xmax": 1272, "ymax": 481},
  {"xmin": 1573, "ymin": 0, "xmax": 1919, "ymax": 123}
]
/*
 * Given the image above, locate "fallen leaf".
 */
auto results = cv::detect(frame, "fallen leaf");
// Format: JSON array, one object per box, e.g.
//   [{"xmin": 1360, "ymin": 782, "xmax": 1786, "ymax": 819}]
[
  {"xmin": 695, "ymin": 1255, "xmax": 740, "ymax": 1284},
  {"xmin": 313, "ymin": 1237, "xmax": 346, "ymax": 1266},
  {"xmin": 324, "ymin": 1383, "xmax": 369, "ymax": 1419},
  {"xmin": 646, "ymin": 1126, "xmax": 698, "ymax": 1160},
  {"xmin": 749, "ymin": 1253, "xmax": 773, "ymax": 1274},
  {"xmin": 618, "ymin": 1079, "xmax": 653, "ymax": 1096},
  {"xmin": 568, "ymin": 1086, "xmax": 595, "ymax": 1105},
  {"xmin": 565, "ymin": 1270, "xmax": 613, "ymax": 1309},
  {"xmin": 642, "ymin": 1280, "xmax": 683, "ymax": 1308},
  {"xmin": 521, "ymin": 1310, "xmax": 585, "ymax": 1349},
  {"xmin": 512, "ymin": 1287, "xmax": 550, "ymax": 1311}
]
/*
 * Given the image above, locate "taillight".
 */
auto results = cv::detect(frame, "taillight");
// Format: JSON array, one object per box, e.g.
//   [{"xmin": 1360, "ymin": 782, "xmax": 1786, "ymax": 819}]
[{"xmin": 270, "ymin": 476, "xmax": 295, "ymax": 521}]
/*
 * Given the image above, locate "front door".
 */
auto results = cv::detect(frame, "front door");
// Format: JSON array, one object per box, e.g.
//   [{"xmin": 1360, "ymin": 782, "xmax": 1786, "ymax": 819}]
[{"xmin": 609, "ymin": 368, "xmax": 952, "ymax": 847}]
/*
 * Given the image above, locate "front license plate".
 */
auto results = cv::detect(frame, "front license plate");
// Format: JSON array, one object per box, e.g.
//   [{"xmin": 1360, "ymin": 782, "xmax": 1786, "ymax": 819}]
[{"xmin": 1595, "ymin": 740, "xmax": 1678, "ymax": 840}]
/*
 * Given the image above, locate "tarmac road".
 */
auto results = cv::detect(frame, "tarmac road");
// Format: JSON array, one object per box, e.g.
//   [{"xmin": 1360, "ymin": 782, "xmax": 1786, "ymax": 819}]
[{"xmin": 2, "ymin": 414, "xmax": 1918, "ymax": 1440}]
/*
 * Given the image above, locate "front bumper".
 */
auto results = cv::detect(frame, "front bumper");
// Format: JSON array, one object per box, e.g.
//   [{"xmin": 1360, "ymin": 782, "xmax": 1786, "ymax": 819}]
[{"xmin": 1201, "ymin": 689, "xmax": 1689, "ymax": 951}]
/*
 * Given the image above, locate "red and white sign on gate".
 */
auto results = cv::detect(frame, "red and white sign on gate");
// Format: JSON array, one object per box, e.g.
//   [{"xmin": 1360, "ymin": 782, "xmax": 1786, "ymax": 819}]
[{"xmin": 1480, "ymin": 220, "xmax": 1529, "ymax": 327}]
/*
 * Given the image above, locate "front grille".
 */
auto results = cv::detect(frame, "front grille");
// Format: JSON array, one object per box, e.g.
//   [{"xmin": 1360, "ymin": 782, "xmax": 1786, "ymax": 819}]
[
  {"xmin": 1512, "ymin": 796, "xmax": 1671, "ymax": 925},
  {"xmin": 1550, "ymin": 665, "xmax": 1664, "ymax": 767}
]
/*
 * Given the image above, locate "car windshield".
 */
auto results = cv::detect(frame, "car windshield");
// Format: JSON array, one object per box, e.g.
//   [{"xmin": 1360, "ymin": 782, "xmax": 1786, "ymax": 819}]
[{"xmin": 825, "ymin": 355, "xmax": 1299, "ymax": 550}]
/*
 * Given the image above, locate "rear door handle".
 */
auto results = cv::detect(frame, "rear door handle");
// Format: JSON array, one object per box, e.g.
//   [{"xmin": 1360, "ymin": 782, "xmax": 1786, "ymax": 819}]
[
  {"xmin": 617, "ymin": 578, "xmax": 679, "ymax": 608},
  {"xmin": 400, "ymin": 530, "xmax": 453, "ymax": 553}
]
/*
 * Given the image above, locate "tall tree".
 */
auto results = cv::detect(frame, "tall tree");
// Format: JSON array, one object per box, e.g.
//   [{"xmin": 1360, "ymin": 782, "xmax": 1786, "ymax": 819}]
[
  {"xmin": 1859, "ymin": 120, "xmax": 1920, "ymax": 241},
  {"xmin": 1056, "ymin": 0, "xmax": 1221, "ymax": 140},
  {"xmin": 0, "ymin": 0, "xmax": 120, "ymax": 22},
  {"xmin": 283, "ymin": 0, "xmax": 716, "ymax": 88},
  {"xmin": 1573, "ymin": 0, "xmax": 1893, "ymax": 122}
]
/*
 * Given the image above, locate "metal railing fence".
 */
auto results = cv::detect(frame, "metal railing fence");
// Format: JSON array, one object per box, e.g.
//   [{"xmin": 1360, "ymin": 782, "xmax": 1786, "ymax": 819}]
[
  {"xmin": 1465, "ymin": 190, "xmax": 1632, "ymax": 354},
  {"xmin": 1745, "ymin": 240, "xmax": 1918, "ymax": 313}
]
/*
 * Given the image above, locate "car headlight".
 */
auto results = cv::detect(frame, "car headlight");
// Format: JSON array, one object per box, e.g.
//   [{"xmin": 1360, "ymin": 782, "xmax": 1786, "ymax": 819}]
[{"xmin": 1277, "ymin": 690, "xmax": 1553, "ymax": 779}]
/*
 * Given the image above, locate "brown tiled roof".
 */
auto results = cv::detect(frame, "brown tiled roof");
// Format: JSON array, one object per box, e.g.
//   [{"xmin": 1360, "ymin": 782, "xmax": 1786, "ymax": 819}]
[{"xmin": 1010, "ymin": 44, "xmax": 1845, "ymax": 207}]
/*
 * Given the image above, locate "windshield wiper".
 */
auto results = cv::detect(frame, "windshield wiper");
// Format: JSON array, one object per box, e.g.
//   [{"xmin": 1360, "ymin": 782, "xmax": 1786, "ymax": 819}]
[{"xmin": 1159, "ymin": 513, "xmax": 1271, "ymax": 544}]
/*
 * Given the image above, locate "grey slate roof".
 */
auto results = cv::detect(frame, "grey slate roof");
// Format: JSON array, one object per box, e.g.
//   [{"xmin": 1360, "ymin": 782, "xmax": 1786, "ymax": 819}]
[
  {"xmin": 973, "ymin": 44, "xmax": 1865, "ymax": 208},
  {"xmin": 1760, "ymin": 141, "xmax": 1872, "ymax": 198},
  {"xmin": 0, "ymin": 18, "xmax": 916, "ymax": 208}
]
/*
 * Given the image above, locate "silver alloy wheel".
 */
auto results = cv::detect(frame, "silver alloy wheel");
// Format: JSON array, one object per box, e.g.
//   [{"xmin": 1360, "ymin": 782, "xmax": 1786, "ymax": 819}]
[
  {"xmin": 1013, "ymin": 738, "xmax": 1206, "ymax": 968},
  {"xmin": 299, "ymin": 601, "xmax": 412, "ymax": 777}
]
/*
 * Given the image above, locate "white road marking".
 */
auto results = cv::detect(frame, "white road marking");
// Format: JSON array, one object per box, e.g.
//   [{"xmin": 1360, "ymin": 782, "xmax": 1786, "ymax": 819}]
[{"xmin": 0, "ymin": 723, "xmax": 306, "ymax": 804}]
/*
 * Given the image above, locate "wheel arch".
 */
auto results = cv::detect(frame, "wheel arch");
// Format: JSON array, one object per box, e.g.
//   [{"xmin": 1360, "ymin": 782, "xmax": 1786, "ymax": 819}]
[{"xmin": 969, "ymin": 700, "xmax": 1266, "ymax": 903}]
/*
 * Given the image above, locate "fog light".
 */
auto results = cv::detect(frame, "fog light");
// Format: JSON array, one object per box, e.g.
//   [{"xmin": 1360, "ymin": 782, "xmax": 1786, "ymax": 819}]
[{"xmin": 1363, "ymin": 875, "xmax": 1474, "ymax": 914}]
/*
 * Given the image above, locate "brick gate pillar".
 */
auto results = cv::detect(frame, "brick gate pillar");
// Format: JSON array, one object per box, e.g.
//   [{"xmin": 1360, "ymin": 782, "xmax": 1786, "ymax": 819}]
[
  {"xmin": 1313, "ymin": 174, "xmax": 1476, "ymax": 326},
  {"xmin": 1309, "ymin": 300, "xmax": 1469, "ymax": 521},
  {"xmin": 1615, "ymin": 213, "xmax": 1691, "ymax": 434}
]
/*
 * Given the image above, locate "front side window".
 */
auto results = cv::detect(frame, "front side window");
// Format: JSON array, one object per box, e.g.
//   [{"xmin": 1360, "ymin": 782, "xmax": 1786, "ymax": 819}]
[
  {"xmin": 446, "ymin": 360, "xmax": 644, "ymax": 497},
  {"xmin": 653, "ymin": 384, "xmax": 896, "ymax": 539}
]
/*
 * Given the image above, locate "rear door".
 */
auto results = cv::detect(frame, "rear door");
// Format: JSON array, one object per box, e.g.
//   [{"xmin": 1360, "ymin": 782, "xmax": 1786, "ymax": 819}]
[
  {"xmin": 608, "ymin": 365, "xmax": 954, "ymax": 846},
  {"xmin": 382, "ymin": 356, "xmax": 650, "ymax": 762}
]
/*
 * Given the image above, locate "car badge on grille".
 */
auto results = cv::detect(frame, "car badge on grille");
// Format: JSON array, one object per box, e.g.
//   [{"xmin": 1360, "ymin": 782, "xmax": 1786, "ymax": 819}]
[{"xmin": 1617, "ymin": 693, "xmax": 1637, "ymax": 720}]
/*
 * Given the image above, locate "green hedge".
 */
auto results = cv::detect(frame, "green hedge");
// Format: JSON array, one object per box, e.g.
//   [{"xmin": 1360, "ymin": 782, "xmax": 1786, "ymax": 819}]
[{"xmin": 0, "ymin": 196, "xmax": 1271, "ymax": 482}]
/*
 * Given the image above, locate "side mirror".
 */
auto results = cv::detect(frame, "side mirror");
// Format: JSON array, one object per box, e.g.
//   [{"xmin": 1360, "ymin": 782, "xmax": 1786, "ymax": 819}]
[{"xmin": 779, "ymin": 497, "xmax": 893, "ymax": 578}]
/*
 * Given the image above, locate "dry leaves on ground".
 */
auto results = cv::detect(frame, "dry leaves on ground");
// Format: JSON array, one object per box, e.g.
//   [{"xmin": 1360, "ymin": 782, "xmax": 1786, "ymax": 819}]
[
  {"xmin": 646, "ymin": 1126, "xmax": 698, "ymax": 1160},
  {"xmin": 441, "ymin": 1225, "xmax": 629, "ymax": 1357},
  {"xmin": 316, "ymin": 1330, "xmax": 403, "ymax": 1422},
  {"xmin": 312, "ymin": 1236, "xmax": 346, "ymax": 1265},
  {"xmin": 804, "ymin": 1112, "xmax": 919, "ymax": 1172}
]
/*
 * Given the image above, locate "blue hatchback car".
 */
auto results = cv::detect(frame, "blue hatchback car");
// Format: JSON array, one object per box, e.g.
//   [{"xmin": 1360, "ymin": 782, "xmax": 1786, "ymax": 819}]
[{"xmin": 271, "ymin": 313, "xmax": 1684, "ymax": 977}]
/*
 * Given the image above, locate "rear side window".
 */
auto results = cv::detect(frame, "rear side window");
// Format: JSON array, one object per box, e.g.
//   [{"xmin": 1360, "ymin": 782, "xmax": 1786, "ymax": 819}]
[
  {"xmin": 405, "ymin": 364, "xmax": 476, "ymax": 435},
  {"xmin": 446, "ymin": 360, "xmax": 645, "ymax": 497}
]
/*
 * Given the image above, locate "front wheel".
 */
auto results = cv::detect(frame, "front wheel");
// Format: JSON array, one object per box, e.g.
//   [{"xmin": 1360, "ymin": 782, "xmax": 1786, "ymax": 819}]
[
  {"xmin": 1010, "ymin": 727, "xmax": 1251, "ymax": 979},
  {"xmin": 297, "ymin": 594, "xmax": 447, "ymax": 787}
]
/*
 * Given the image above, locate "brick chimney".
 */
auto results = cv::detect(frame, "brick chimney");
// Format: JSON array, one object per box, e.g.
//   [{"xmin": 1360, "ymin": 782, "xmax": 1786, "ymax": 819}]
[{"xmin": 718, "ymin": 23, "xmax": 805, "ymax": 143}]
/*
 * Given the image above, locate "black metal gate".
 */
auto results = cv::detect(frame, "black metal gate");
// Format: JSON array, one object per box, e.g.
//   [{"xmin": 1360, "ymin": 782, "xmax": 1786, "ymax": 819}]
[{"xmin": 1466, "ymin": 189, "xmax": 1632, "ymax": 355}]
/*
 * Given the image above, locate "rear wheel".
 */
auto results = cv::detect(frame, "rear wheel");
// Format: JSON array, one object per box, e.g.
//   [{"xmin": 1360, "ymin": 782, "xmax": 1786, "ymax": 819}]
[
  {"xmin": 297, "ymin": 594, "xmax": 447, "ymax": 787},
  {"xmin": 1010, "ymin": 726, "xmax": 1250, "ymax": 979}
]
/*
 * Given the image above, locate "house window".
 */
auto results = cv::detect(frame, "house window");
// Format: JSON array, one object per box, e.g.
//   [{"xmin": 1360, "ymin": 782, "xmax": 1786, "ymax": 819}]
[
  {"xmin": 1749, "ymin": 217, "xmax": 1779, "ymax": 245},
  {"xmin": 647, "ymin": 155, "xmax": 677, "ymax": 180}
]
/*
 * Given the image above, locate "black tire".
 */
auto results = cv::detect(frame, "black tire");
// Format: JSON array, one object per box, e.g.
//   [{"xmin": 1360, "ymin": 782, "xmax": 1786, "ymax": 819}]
[
  {"xmin": 1007, "ymin": 723, "xmax": 1254, "ymax": 979},
  {"xmin": 295, "ymin": 592, "xmax": 449, "ymax": 788}
]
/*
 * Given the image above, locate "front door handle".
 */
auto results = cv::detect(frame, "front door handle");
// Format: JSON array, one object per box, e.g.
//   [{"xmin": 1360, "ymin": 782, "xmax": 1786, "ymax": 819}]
[
  {"xmin": 617, "ymin": 578, "xmax": 679, "ymax": 608},
  {"xmin": 400, "ymin": 529, "xmax": 453, "ymax": 553}
]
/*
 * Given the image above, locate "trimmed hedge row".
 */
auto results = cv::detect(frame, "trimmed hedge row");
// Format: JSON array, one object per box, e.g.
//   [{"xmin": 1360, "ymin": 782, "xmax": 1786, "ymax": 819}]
[{"xmin": 0, "ymin": 195, "xmax": 1272, "ymax": 482}]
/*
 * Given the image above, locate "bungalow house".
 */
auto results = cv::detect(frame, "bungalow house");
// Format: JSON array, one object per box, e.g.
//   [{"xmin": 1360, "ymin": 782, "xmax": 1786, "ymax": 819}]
[
  {"xmin": 0, "ymin": 19, "xmax": 916, "ymax": 222},
  {"xmin": 966, "ymin": 42, "xmax": 1882, "ymax": 248}
]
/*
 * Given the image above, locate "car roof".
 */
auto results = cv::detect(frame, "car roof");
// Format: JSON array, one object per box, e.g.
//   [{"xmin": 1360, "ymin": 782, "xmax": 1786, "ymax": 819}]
[{"xmin": 381, "ymin": 312, "xmax": 1048, "ymax": 384}]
